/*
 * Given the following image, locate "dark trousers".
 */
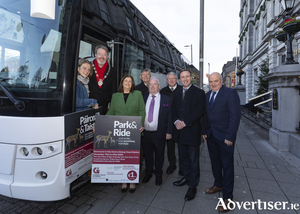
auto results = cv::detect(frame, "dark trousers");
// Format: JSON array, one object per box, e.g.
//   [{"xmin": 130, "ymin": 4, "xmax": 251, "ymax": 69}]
[
  {"xmin": 178, "ymin": 143, "xmax": 200, "ymax": 188},
  {"xmin": 166, "ymin": 138, "xmax": 176, "ymax": 167},
  {"xmin": 207, "ymin": 133, "xmax": 235, "ymax": 200},
  {"xmin": 142, "ymin": 131, "xmax": 166, "ymax": 177}
]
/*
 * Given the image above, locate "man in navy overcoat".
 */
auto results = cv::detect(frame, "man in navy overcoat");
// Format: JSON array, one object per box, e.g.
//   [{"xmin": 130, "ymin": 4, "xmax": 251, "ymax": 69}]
[
  {"xmin": 171, "ymin": 69, "xmax": 206, "ymax": 201},
  {"xmin": 202, "ymin": 72, "xmax": 241, "ymax": 212}
]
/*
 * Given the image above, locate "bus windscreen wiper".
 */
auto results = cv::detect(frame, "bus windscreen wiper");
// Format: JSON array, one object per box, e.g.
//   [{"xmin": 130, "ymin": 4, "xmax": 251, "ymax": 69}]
[{"xmin": 0, "ymin": 78, "xmax": 26, "ymax": 111}]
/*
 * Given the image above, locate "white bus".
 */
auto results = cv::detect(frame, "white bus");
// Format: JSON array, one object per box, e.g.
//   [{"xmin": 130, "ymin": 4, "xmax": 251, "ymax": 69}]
[{"xmin": 0, "ymin": 0, "xmax": 185, "ymax": 201}]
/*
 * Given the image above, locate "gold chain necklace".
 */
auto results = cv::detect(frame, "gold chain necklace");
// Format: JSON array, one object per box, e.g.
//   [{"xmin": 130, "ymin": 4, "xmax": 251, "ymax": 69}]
[{"xmin": 92, "ymin": 61, "xmax": 111, "ymax": 87}]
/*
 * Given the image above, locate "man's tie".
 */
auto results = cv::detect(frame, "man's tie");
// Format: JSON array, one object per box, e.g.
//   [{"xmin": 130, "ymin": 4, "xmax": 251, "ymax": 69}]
[
  {"xmin": 148, "ymin": 95, "xmax": 155, "ymax": 122},
  {"xmin": 209, "ymin": 92, "xmax": 216, "ymax": 109},
  {"xmin": 182, "ymin": 88, "xmax": 186, "ymax": 100}
]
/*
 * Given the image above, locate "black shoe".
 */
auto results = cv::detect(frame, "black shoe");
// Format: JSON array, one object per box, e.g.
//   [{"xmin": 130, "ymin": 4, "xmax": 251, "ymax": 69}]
[
  {"xmin": 121, "ymin": 187, "xmax": 128, "ymax": 193},
  {"xmin": 166, "ymin": 165, "xmax": 176, "ymax": 174},
  {"xmin": 129, "ymin": 188, "xmax": 136, "ymax": 193},
  {"xmin": 142, "ymin": 174, "xmax": 152, "ymax": 183},
  {"xmin": 173, "ymin": 178, "xmax": 189, "ymax": 186},
  {"xmin": 184, "ymin": 188, "xmax": 197, "ymax": 201},
  {"xmin": 156, "ymin": 176, "xmax": 162, "ymax": 186},
  {"xmin": 178, "ymin": 170, "xmax": 184, "ymax": 176}
]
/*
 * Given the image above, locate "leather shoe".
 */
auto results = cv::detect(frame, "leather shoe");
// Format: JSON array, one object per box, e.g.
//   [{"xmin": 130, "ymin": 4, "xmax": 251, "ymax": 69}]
[
  {"xmin": 142, "ymin": 174, "xmax": 152, "ymax": 183},
  {"xmin": 155, "ymin": 176, "xmax": 162, "ymax": 186},
  {"xmin": 178, "ymin": 170, "xmax": 184, "ymax": 176},
  {"xmin": 129, "ymin": 188, "xmax": 136, "ymax": 193},
  {"xmin": 184, "ymin": 188, "xmax": 197, "ymax": 201},
  {"xmin": 121, "ymin": 187, "xmax": 127, "ymax": 193},
  {"xmin": 166, "ymin": 165, "xmax": 176, "ymax": 174},
  {"xmin": 205, "ymin": 185, "xmax": 222, "ymax": 194},
  {"xmin": 173, "ymin": 178, "xmax": 189, "ymax": 186},
  {"xmin": 218, "ymin": 199, "xmax": 233, "ymax": 212}
]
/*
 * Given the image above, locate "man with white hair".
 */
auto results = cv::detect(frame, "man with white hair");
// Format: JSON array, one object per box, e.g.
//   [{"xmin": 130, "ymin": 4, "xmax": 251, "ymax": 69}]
[
  {"xmin": 160, "ymin": 72, "xmax": 183, "ymax": 175},
  {"xmin": 142, "ymin": 77, "xmax": 172, "ymax": 186}
]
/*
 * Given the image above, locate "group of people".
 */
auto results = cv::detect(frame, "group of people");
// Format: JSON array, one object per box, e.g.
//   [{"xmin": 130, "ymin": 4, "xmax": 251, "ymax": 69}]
[{"xmin": 76, "ymin": 45, "xmax": 241, "ymax": 212}]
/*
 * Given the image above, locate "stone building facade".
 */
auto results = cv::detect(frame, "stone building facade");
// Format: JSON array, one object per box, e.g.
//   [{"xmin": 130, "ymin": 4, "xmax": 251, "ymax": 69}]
[{"xmin": 239, "ymin": 0, "xmax": 300, "ymax": 102}]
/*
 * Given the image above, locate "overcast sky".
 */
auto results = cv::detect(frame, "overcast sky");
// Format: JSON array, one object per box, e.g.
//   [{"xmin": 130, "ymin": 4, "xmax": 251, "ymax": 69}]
[{"xmin": 130, "ymin": 0, "xmax": 240, "ymax": 84}]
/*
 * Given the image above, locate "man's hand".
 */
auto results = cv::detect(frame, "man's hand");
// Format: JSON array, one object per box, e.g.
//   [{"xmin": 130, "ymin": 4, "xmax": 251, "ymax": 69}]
[
  {"xmin": 225, "ymin": 139, "xmax": 233, "ymax": 146},
  {"xmin": 166, "ymin": 134, "xmax": 172, "ymax": 140},
  {"xmin": 175, "ymin": 120, "xmax": 185, "ymax": 130},
  {"xmin": 202, "ymin": 135, "xmax": 207, "ymax": 143}
]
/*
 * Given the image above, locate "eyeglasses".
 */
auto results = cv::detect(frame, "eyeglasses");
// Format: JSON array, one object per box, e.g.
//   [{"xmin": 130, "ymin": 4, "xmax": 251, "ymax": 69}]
[{"xmin": 96, "ymin": 54, "xmax": 108, "ymax": 57}]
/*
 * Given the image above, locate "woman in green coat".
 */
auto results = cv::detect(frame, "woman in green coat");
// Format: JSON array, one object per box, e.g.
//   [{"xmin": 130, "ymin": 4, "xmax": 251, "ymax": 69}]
[{"xmin": 106, "ymin": 74, "xmax": 145, "ymax": 193}]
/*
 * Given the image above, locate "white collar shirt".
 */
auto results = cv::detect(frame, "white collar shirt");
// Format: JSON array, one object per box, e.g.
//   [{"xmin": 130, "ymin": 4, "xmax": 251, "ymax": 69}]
[{"xmin": 144, "ymin": 92, "xmax": 160, "ymax": 131}]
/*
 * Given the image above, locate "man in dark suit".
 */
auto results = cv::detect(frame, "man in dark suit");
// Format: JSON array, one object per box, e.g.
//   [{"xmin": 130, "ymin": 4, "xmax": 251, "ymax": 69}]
[
  {"xmin": 172, "ymin": 69, "xmax": 206, "ymax": 201},
  {"xmin": 202, "ymin": 72, "xmax": 241, "ymax": 212},
  {"xmin": 142, "ymin": 77, "xmax": 172, "ymax": 186},
  {"xmin": 89, "ymin": 45, "xmax": 117, "ymax": 115},
  {"xmin": 135, "ymin": 68, "xmax": 151, "ymax": 96},
  {"xmin": 160, "ymin": 72, "xmax": 183, "ymax": 175}
]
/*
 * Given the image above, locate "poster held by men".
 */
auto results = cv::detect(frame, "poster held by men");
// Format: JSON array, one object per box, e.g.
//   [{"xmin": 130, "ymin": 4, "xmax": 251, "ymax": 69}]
[{"xmin": 91, "ymin": 115, "xmax": 141, "ymax": 183}]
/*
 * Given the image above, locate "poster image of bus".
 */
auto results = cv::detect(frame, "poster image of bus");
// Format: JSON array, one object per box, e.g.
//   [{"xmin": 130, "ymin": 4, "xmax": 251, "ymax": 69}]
[
  {"xmin": 91, "ymin": 115, "xmax": 141, "ymax": 183},
  {"xmin": 64, "ymin": 109, "xmax": 100, "ymax": 186}
]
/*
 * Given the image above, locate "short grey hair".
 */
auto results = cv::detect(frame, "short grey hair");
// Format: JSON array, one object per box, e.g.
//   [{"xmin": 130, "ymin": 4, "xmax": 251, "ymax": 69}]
[
  {"xmin": 167, "ymin": 72, "xmax": 177, "ymax": 79},
  {"xmin": 149, "ymin": 76, "xmax": 160, "ymax": 85},
  {"xmin": 95, "ymin": 45, "xmax": 109, "ymax": 55}
]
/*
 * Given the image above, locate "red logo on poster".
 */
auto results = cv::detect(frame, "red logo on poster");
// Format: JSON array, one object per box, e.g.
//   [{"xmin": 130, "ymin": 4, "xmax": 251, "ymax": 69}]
[
  {"xmin": 66, "ymin": 169, "xmax": 72, "ymax": 177},
  {"xmin": 127, "ymin": 170, "xmax": 137, "ymax": 181},
  {"xmin": 93, "ymin": 167, "xmax": 100, "ymax": 174}
]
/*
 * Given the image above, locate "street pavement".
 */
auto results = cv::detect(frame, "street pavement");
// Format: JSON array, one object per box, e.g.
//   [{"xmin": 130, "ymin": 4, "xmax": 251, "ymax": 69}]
[{"xmin": 1, "ymin": 116, "xmax": 300, "ymax": 214}]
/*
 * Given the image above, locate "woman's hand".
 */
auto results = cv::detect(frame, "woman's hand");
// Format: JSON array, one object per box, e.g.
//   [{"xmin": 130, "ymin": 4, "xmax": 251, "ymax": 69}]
[
  {"xmin": 140, "ymin": 126, "xmax": 144, "ymax": 132},
  {"xmin": 93, "ymin": 103, "xmax": 99, "ymax": 109}
]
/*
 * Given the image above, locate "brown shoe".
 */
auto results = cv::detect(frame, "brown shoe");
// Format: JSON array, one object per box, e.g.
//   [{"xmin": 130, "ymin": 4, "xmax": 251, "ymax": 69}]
[
  {"xmin": 205, "ymin": 185, "xmax": 222, "ymax": 194},
  {"xmin": 218, "ymin": 199, "xmax": 233, "ymax": 212}
]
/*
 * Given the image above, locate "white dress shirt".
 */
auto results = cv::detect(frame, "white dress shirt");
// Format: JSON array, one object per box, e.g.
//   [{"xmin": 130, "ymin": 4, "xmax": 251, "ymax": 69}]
[{"xmin": 144, "ymin": 92, "xmax": 160, "ymax": 131}]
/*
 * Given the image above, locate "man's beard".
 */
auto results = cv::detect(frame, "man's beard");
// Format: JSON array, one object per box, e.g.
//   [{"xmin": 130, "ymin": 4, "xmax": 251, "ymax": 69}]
[{"xmin": 97, "ymin": 59, "xmax": 106, "ymax": 67}]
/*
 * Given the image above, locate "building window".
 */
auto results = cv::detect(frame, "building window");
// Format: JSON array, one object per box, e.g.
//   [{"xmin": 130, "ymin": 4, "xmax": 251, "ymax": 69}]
[
  {"xmin": 160, "ymin": 45, "xmax": 170, "ymax": 61},
  {"xmin": 98, "ymin": 0, "xmax": 111, "ymax": 24},
  {"xmin": 255, "ymin": 27, "xmax": 259, "ymax": 48},
  {"xmin": 126, "ymin": 17, "xmax": 134, "ymax": 36},
  {"xmin": 141, "ymin": 30, "xmax": 148, "ymax": 44}
]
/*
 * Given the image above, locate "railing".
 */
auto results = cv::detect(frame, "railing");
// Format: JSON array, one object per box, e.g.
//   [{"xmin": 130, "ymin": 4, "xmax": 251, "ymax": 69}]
[{"xmin": 248, "ymin": 91, "xmax": 272, "ymax": 107}]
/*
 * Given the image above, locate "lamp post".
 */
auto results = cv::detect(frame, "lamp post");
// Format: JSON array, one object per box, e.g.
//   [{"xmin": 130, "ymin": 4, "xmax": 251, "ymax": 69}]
[
  {"xmin": 277, "ymin": 0, "xmax": 299, "ymax": 64},
  {"xmin": 184, "ymin": 44, "xmax": 193, "ymax": 64}
]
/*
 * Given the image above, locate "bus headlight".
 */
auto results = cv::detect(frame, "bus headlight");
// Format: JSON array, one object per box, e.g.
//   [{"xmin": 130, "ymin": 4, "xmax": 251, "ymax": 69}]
[
  {"xmin": 16, "ymin": 141, "xmax": 62, "ymax": 159},
  {"xmin": 20, "ymin": 147, "xmax": 29, "ymax": 156}
]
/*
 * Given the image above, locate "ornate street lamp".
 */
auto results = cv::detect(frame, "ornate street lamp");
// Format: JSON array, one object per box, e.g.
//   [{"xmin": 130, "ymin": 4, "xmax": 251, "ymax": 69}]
[
  {"xmin": 279, "ymin": 0, "xmax": 295, "ymax": 12},
  {"xmin": 276, "ymin": 0, "xmax": 299, "ymax": 64}
]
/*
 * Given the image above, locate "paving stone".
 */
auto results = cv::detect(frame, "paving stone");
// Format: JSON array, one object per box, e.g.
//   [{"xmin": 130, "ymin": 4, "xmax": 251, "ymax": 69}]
[
  {"xmin": 150, "ymin": 189, "xmax": 185, "ymax": 213},
  {"xmin": 244, "ymin": 168, "xmax": 275, "ymax": 181},
  {"xmin": 123, "ymin": 185, "xmax": 158, "ymax": 206},
  {"xmin": 182, "ymin": 197, "xmax": 219, "ymax": 214},
  {"xmin": 235, "ymin": 166, "xmax": 246, "ymax": 177},
  {"xmin": 234, "ymin": 175, "xmax": 249, "ymax": 190},
  {"xmin": 146, "ymin": 206, "xmax": 179, "ymax": 214},
  {"xmin": 256, "ymin": 162, "xmax": 267, "ymax": 170},
  {"xmin": 271, "ymin": 171, "xmax": 300, "ymax": 184},
  {"xmin": 85, "ymin": 195, "xmax": 122, "ymax": 214},
  {"xmin": 109, "ymin": 199, "xmax": 148, "ymax": 214},
  {"xmin": 247, "ymin": 161, "xmax": 257, "ymax": 168},
  {"xmin": 57, "ymin": 203, "xmax": 77, "ymax": 214},
  {"xmin": 238, "ymin": 160, "xmax": 248, "ymax": 167},
  {"xmin": 247, "ymin": 177, "xmax": 283, "ymax": 195},
  {"xmin": 278, "ymin": 182, "xmax": 300, "ymax": 198}
]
